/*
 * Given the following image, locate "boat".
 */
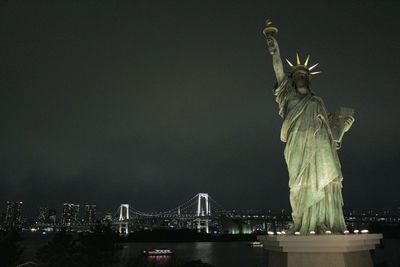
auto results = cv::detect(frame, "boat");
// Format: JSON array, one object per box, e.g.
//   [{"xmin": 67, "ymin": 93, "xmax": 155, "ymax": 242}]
[
  {"xmin": 248, "ymin": 241, "xmax": 263, "ymax": 247},
  {"xmin": 142, "ymin": 249, "xmax": 174, "ymax": 256}
]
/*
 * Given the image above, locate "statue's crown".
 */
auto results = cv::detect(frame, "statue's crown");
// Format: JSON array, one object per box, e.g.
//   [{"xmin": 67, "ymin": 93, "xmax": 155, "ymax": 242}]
[{"xmin": 286, "ymin": 53, "xmax": 321, "ymax": 77}]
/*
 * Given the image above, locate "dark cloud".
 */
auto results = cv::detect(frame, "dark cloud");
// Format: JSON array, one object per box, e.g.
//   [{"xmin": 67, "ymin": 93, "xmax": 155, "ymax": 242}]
[{"xmin": 1, "ymin": 0, "xmax": 399, "ymax": 216}]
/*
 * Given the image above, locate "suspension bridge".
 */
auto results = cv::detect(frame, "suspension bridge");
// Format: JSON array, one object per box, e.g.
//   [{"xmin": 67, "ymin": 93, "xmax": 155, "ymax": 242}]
[{"xmin": 112, "ymin": 193, "xmax": 226, "ymax": 234}]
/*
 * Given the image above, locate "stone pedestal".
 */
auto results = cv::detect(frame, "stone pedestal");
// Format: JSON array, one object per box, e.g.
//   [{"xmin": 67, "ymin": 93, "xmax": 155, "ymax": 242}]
[{"xmin": 257, "ymin": 233, "xmax": 382, "ymax": 267}]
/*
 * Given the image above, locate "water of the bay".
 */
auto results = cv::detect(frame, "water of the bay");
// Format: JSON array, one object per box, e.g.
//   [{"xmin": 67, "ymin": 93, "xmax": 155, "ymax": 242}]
[
  {"xmin": 20, "ymin": 232, "xmax": 400, "ymax": 267},
  {"xmin": 118, "ymin": 242, "xmax": 266, "ymax": 267},
  {"xmin": 21, "ymin": 232, "xmax": 266, "ymax": 267}
]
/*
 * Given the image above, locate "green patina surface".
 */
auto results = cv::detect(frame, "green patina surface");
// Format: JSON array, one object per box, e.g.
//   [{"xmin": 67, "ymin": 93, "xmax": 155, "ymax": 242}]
[{"xmin": 264, "ymin": 21, "xmax": 354, "ymax": 234}]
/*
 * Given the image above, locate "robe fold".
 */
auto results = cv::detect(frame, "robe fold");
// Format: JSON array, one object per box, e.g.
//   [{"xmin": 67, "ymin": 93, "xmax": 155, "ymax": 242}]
[{"xmin": 274, "ymin": 78, "xmax": 346, "ymax": 234}]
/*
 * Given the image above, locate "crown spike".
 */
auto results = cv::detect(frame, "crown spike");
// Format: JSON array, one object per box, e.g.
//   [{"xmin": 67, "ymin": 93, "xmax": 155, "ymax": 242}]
[
  {"xmin": 310, "ymin": 71, "xmax": 322, "ymax": 75},
  {"xmin": 309, "ymin": 63, "xmax": 319, "ymax": 70},
  {"xmin": 304, "ymin": 55, "xmax": 310, "ymax": 66},
  {"xmin": 285, "ymin": 58, "xmax": 294, "ymax": 67},
  {"xmin": 296, "ymin": 53, "xmax": 301, "ymax": 65}
]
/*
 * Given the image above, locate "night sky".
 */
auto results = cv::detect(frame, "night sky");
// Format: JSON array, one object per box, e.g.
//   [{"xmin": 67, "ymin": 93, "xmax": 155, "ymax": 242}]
[{"xmin": 1, "ymin": 0, "xmax": 399, "ymax": 217}]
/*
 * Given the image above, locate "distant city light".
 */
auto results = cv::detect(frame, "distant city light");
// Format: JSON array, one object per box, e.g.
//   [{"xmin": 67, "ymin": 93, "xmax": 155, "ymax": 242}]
[{"xmin": 3, "ymin": 195, "xmax": 399, "ymax": 236}]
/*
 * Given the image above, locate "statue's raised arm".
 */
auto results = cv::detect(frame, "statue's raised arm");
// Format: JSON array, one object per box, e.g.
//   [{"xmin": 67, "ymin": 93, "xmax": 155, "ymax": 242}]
[{"xmin": 263, "ymin": 20, "xmax": 285, "ymax": 84}]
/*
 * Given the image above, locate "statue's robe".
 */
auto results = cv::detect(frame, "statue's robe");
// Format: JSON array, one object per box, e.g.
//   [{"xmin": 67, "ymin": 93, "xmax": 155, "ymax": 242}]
[{"xmin": 274, "ymin": 78, "xmax": 346, "ymax": 234}]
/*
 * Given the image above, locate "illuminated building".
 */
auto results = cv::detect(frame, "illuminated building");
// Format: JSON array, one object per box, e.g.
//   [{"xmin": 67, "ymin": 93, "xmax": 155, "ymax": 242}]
[
  {"xmin": 49, "ymin": 209, "xmax": 57, "ymax": 224},
  {"xmin": 5, "ymin": 201, "xmax": 23, "ymax": 230},
  {"xmin": 36, "ymin": 207, "xmax": 49, "ymax": 224},
  {"xmin": 62, "ymin": 203, "xmax": 80, "ymax": 225},
  {"xmin": 103, "ymin": 212, "xmax": 112, "ymax": 222},
  {"xmin": 85, "ymin": 205, "xmax": 96, "ymax": 224}
]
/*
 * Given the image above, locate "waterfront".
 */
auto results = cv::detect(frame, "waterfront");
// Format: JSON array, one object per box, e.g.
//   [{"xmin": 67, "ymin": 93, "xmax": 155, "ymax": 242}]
[
  {"xmin": 19, "ymin": 232, "xmax": 400, "ymax": 267},
  {"xmin": 20, "ymin": 232, "xmax": 265, "ymax": 267}
]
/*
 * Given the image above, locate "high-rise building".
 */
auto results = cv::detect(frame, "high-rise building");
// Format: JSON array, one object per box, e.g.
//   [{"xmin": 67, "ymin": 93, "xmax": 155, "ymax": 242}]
[
  {"xmin": 62, "ymin": 203, "xmax": 80, "ymax": 226},
  {"xmin": 5, "ymin": 201, "xmax": 23, "ymax": 230},
  {"xmin": 85, "ymin": 205, "xmax": 96, "ymax": 224},
  {"xmin": 103, "ymin": 212, "xmax": 112, "ymax": 222},
  {"xmin": 49, "ymin": 209, "xmax": 57, "ymax": 224},
  {"xmin": 36, "ymin": 207, "xmax": 49, "ymax": 224}
]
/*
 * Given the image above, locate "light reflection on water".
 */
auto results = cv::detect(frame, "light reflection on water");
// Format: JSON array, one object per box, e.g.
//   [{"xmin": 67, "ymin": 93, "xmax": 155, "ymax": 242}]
[
  {"xmin": 193, "ymin": 242, "xmax": 214, "ymax": 260},
  {"xmin": 145, "ymin": 255, "xmax": 172, "ymax": 264},
  {"xmin": 120, "ymin": 242, "xmax": 266, "ymax": 267}
]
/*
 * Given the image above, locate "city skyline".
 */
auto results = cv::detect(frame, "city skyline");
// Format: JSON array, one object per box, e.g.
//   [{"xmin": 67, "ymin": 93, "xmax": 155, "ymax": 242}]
[
  {"xmin": 2, "ymin": 199, "xmax": 399, "ymax": 226},
  {"xmin": 1, "ymin": 198, "xmax": 399, "ymax": 222},
  {"xmin": 1, "ymin": 1, "xmax": 400, "ymax": 216}
]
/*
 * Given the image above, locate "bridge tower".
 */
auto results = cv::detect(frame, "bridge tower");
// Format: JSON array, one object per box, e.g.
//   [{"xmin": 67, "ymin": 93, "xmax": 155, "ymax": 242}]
[
  {"xmin": 197, "ymin": 193, "xmax": 210, "ymax": 216},
  {"xmin": 196, "ymin": 193, "xmax": 211, "ymax": 233},
  {"xmin": 119, "ymin": 204, "xmax": 130, "ymax": 220},
  {"xmin": 118, "ymin": 204, "xmax": 130, "ymax": 235}
]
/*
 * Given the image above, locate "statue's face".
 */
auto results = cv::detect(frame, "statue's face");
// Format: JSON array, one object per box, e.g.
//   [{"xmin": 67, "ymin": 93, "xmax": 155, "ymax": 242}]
[{"xmin": 293, "ymin": 73, "xmax": 310, "ymax": 94}]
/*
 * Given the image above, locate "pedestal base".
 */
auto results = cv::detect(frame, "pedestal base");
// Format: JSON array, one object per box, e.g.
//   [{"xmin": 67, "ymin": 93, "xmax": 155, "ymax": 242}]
[{"xmin": 257, "ymin": 234, "xmax": 382, "ymax": 267}]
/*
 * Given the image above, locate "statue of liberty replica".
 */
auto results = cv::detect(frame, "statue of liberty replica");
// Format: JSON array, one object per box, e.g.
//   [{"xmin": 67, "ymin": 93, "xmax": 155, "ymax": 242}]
[{"xmin": 263, "ymin": 20, "xmax": 355, "ymax": 234}]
